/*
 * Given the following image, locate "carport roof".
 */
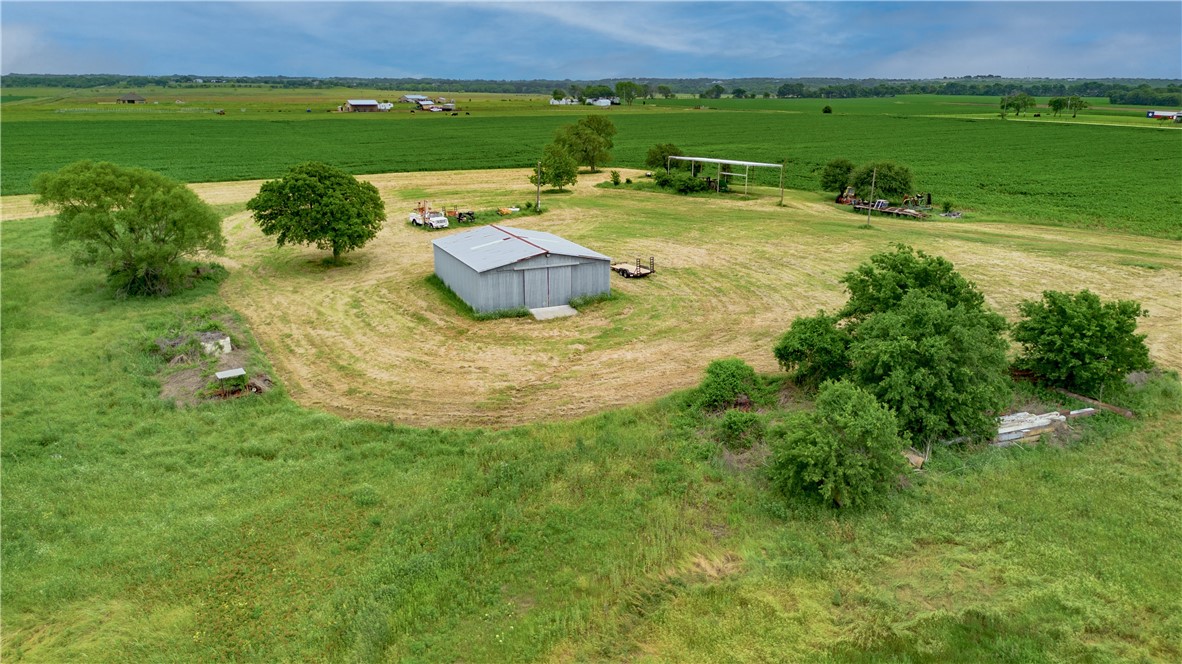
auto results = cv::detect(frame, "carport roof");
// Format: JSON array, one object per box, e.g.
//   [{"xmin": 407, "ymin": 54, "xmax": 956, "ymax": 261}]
[{"xmin": 433, "ymin": 225, "xmax": 609, "ymax": 273}]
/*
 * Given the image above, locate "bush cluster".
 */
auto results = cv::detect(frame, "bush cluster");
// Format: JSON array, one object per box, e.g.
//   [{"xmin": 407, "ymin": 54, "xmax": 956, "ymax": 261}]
[
  {"xmin": 715, "ymin": 409, "xmax": 765, "ymax": 450},
  {"xmin": 1013, "ymin": 289, "xmax": 1152, "ymax": 399},
  {"xmin": 819, "ymin": 158, "xmax": 913, "ymax": 201},
  {"xmin": 765, "ymin": 243, "xmax": 1155, "ymax": 509},
  {"xmin": 773, "ymin": 312, "xmax": 850, "ymax": 389},
  {"xmin": 695, "ymin": 358, "xmax": 761, "ymax": 411},
  {"xmin": 768, "ymin": 380, "xmax": 903, "ymax": 508},
  {"xmin": 653, "ymin": 170, "xmax": 711, "ymax": 194}
]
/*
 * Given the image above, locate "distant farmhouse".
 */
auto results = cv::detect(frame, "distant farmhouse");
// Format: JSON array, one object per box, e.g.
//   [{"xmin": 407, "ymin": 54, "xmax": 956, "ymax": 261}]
[{"xmin": 116, "ymin": 92, "xmax": 146, "ymax": 104}]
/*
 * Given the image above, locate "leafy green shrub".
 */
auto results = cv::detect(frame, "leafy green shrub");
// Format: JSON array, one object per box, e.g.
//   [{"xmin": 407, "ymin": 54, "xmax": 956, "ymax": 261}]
[
  {"xmin": 653, "ymin": 170, "xmax": 710, "ymax": 194},
  {"xmin": 773, "ymin": 312, "xmax": 851, "ymax": 388},
  {"xmin": 839, "ymin": 244, "xmax": 1002, "ymax": 331},
  {"xmin": 676, "ymin": 174, "xmax": 710, "ymax": 194},
  {"xmin": 849, "ymin": 290, "xmax": 1011, "ymax": 448},
  {"xmin": 849, "ymin": 161, "xmax": 914, "ymax": 202},
  {"xmin": 768, "ymin": 380, "xmax": 903, "ymax": 508},
  {"xmin": 822, "ymin": 105, "xmax": 833, "ymax": 114},
  {"xmin": 529, "ymin": 142, "xmax": 578, "ymax": 191},
  {"xmin": 645, "ymin": 142, "xmax": 685, "ymax": 170},
  {"xmin": 819, "ymin": 158, "xmax": 855, "ymax": 193},
  {"xmin": 610, "ymin": 170, "xmax": 621, "ymax": 186},
  {"xmin": 1013, "ymin": 290, "xmax": 1152, "ymax": 399},
  {"xmin": 942, "ymin": 200, "xmax": 954, "ymax": 213},
  {"xmin": 715, "ymin": 409, "xmax": 766, "ymax": 450},
  {"xmin": 696, "ymin": 358, "xmax": 760, "ymax": 411}
]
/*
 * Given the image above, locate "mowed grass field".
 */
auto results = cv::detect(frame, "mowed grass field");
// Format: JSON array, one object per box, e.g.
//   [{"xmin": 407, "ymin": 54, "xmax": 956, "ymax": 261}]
[
  {"xmin": 3, "ymin": 90, "xmax": 1180, "ymax": 238},
  {"xmin": 167, "ymin": 168, "xmax": 1179, "ymax": 427},
  {"xmin": 3, "ymin": 176, "xmax": 1181, "ymax": 661}
]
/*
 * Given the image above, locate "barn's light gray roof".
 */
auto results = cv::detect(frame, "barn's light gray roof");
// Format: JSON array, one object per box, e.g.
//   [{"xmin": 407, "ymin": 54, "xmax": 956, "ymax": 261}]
[
  {"xmin": 433, "ymin": 225, "xmax": 609, "ymax": 273},
  {"xmin": 346, "ymin": 99, "xmax": 380, "ymax": 105}
]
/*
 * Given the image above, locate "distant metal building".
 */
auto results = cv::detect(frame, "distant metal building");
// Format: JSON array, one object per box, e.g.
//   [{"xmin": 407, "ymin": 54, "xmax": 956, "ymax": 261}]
[
  {"xmin": 433, "ymin": 225, "xmax": 610, "ymax": 313},
  {"xmin": 345, "ymin": 99, "xmax": 380, "ymax": 112},
  {"xmin": 116, "ymin": 92, "xmax": 146, "ymax": 104}
]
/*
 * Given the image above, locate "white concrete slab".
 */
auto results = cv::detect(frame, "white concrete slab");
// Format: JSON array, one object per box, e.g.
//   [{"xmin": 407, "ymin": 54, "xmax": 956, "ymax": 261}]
[{"xmin": 530, "ymin": 305, "xmax": 578, "ymax": 320}]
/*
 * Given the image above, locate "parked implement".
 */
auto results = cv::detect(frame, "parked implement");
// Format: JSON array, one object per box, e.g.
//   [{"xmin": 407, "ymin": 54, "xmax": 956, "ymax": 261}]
[{"xmin": 611, "ymin": 256, "xmax": 656, "ymax": 278}]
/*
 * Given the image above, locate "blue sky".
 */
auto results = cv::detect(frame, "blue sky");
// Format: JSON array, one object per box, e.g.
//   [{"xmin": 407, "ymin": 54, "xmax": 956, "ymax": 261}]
[{"xmin": 3, "ymin": 2, "xmax": 1180, "ymax": 80}]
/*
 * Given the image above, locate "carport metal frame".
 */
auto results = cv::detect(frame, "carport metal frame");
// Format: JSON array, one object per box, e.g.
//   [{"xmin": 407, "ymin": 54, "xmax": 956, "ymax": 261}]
[{"xmin": 666, "ymin": 155, "xmax": 785, "ymax": 204}]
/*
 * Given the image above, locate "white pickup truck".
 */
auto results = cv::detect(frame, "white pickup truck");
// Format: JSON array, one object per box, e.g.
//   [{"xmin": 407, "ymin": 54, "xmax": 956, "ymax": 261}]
[{"xmin": 409, "ymin": 210, "xmax": 449, "ymax": 229}]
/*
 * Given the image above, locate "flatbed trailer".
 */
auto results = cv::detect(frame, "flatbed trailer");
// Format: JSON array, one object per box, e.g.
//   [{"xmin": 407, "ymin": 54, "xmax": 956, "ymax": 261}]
[
  {"xmin": 611, "ymin": 257, "xmax": 656, "ymax": 278},
  {"xmin": 851, "ymin": 203, "xmax": 928, "ymax": 219}
]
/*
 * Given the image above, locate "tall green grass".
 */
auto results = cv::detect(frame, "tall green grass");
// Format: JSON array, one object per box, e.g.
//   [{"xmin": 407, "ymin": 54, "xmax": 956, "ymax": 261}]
[{"xmin": 3, "ymin": 214, "xmax": 1180, "ymax": 661}]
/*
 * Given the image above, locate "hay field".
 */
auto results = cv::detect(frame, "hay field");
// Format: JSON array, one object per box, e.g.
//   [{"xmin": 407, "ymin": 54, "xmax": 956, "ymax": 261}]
[{"xmin": 195, "ymin": 169, "xmax": 1181, "ymax": 427}]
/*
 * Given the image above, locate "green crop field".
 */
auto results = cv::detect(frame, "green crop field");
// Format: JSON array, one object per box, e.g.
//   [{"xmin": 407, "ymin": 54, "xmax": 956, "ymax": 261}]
[
  {"xmin": 3, "ymin": 91, "xmax": 1179, "ymax": 237},
  {"xmin": 3, "ymin": 85, "xmax": 1182, "ymax": 661}
]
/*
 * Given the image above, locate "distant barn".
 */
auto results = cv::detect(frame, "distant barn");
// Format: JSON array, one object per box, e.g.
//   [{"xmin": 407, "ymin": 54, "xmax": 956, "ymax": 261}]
[
  {"xmin": 433, "ymin": 225, "xmax": 610, "ymax": 313},
  {"xmin": 344, "ymin": 99, "xmax": 380, "ymax": 112},
  {"xmin": 116, "ymin": 92, "xmax": 146, "ymax": 104}
]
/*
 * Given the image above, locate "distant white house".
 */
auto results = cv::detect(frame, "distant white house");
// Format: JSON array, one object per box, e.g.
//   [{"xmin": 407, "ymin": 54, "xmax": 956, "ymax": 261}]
[
  {"xmin": 586, "ymin": 98, "xmax": 614, "ymax": 107},
  {"xmin": 549, "ymin": 97, "xmax": 579, "ymax": 105}
]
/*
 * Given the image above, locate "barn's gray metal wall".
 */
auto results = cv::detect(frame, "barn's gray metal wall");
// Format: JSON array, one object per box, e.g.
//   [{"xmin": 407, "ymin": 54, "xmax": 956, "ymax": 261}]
[{"xmin": 434, "ymin": 246, "xmax": 610, "ymax": 313}]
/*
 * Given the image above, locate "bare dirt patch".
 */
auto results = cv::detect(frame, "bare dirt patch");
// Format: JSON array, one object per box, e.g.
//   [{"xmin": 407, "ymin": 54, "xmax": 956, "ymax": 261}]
[
  {"xmin": 156, "ymin": 315, "xmax": 272, "ymax": 407},
  {"xmin": 174, "ymin": 169, "xmax": 1182, "ymax": 428}
]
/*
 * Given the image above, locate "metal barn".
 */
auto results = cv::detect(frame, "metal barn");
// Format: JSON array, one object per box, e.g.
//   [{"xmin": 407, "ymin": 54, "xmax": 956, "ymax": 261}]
[{"xmin": 433, "ymin": 225, "xmax": 610, "ymax": 313}]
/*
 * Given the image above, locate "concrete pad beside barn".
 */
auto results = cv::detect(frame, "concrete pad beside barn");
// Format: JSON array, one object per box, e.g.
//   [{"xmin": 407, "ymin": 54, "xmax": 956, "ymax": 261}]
[{"xmin": 530, "ymin": 305, "xmax": 578, "ymax": 320}]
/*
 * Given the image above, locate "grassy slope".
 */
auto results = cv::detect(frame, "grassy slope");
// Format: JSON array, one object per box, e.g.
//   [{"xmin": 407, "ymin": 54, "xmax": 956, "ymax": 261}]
[
  {"xmin": 3, "ymin": 93, "xmax": 1180, "ymax": 238},
  {"xmin": 3, "ymin": 213, "xmax": 1180, "ymax": 662}
]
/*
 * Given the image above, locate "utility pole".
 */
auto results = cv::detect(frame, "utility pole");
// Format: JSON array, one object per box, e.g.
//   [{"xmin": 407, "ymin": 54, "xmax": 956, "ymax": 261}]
[
  {"xmin": 865, "ymin": 167, "xmax": 877, "ymax": 227},
  {"xmin": 778, "ymin": 159, "xmax": 785, "ymax": 206},
  {"xmin": 535, "ymin": 161, "xmax": 542, "ymax": 212}
]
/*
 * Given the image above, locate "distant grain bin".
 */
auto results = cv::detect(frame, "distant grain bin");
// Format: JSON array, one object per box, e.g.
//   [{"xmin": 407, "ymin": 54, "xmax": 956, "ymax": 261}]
[{"xmin": 433, "ymin": 225, "xmax": 610, "ymax": 313}]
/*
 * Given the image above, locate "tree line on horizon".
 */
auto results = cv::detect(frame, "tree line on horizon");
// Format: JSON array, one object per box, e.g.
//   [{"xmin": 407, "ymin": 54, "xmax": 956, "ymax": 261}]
[{"xmin": 4, "ymin": 73, "xmax": 1180, "ymax": 106}]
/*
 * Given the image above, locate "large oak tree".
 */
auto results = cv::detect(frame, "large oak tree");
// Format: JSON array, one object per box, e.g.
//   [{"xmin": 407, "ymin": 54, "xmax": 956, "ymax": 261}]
[{"xmin": 248, "ymin": 162, "xmax": 385, "ymax": 263}]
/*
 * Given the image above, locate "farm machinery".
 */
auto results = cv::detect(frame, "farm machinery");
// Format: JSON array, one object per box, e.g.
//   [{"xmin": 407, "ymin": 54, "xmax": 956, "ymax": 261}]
[
  {"xmin": 409, "ymin": 202, "xmax": 477, "ymax": 229},
  {"xmin": 409, "ymin": 202, "xmax": 449, "ymax": 229}
]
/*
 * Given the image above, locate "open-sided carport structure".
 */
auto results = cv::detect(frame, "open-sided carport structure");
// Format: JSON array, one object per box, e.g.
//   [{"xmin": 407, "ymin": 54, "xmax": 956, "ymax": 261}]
[{"xmin": 667, "ymin": 155, "xmax": 785, "ymax": 203}]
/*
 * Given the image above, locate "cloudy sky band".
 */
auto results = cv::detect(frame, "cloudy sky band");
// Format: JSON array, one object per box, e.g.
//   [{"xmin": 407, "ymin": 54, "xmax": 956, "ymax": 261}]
[{"xmin": 2, "ymin": 2, "xmax": 1179, "ymax": 80}]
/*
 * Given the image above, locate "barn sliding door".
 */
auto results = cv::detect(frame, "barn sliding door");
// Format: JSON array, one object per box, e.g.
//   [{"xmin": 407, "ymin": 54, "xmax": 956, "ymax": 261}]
[
  {"xmin": 524, "ymin": 269, "xmax": 548, "ymax": 308},
  {"xmin": 523, "ymin": 266, "xmax": 573, "ymax": 308},
  {"xmin": 549, "ymin": 266, "xmax": 572, "ymax": 305}
]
